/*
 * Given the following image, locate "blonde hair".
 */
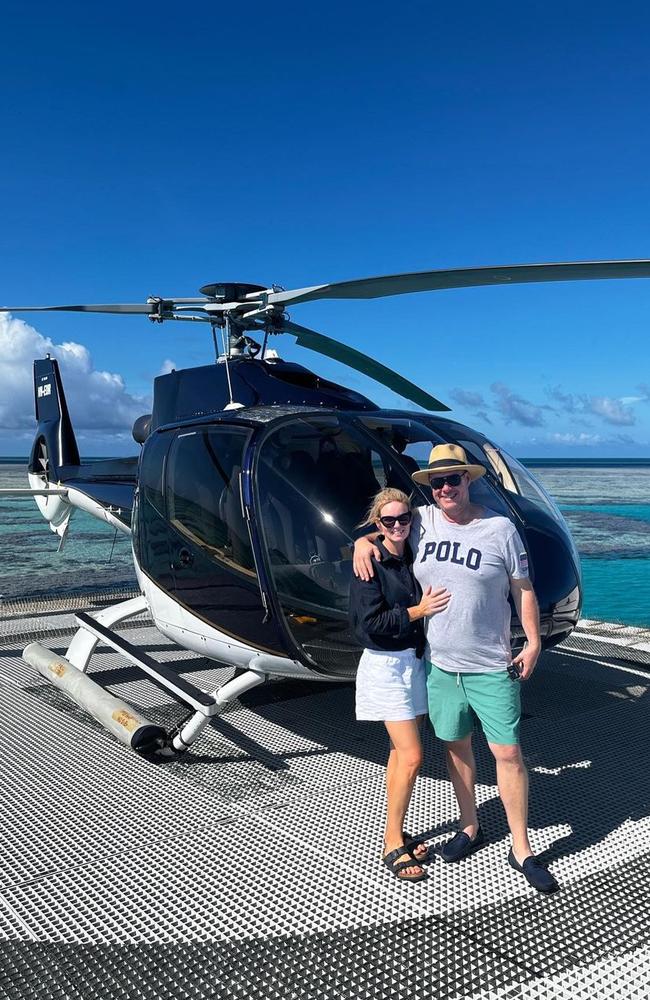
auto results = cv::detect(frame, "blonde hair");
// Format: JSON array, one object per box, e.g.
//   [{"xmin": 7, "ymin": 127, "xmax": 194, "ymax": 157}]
[{"xmin": 359, "ymin": 487, "xmax": 412, "ymax": 528}]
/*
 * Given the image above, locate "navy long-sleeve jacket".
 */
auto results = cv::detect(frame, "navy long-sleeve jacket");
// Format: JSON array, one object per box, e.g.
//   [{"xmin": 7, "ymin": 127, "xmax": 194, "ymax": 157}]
[{"xmin": 349, "ymin": 539, "xmax": 425, "ymax": 656}]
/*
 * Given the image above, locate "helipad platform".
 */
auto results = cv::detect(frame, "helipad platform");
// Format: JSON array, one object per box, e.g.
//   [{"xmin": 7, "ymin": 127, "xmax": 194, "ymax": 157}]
[{"xmin": 1, "ymin": 592, "xmax": 649, "ymax": 999}]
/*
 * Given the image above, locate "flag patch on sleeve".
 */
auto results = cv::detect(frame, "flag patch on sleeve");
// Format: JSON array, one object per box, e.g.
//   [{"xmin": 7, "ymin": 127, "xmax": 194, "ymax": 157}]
[{"xmin": 518, "ymin": 552, "xmax": 529, "ymax": 573}]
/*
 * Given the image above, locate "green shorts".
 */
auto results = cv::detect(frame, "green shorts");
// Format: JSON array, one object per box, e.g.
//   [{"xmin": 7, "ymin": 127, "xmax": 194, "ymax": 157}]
[{"xmin": 425, "ymin": 662, "xmax": 521, "ymax": 745}]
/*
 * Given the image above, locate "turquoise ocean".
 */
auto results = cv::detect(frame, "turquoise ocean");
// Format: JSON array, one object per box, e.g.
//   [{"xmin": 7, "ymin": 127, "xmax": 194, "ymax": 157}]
[
  {"xmin": 522, "ymin": 459, "xmax": 650, "ymax": 627},
  {"xmin": 1, "ymin": 458, "xmax": 649, "ymax": 626}
]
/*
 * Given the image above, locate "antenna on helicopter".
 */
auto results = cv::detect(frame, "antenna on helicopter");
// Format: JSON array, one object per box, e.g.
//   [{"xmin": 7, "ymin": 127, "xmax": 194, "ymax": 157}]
[{"xmin": 221, "ymin": 315, "xmax": 244, "ymax": 410}]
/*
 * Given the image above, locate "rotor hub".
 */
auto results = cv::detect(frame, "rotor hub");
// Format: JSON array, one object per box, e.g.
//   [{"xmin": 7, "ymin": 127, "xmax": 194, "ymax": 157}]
[{"xmin": 198, "ymin": 282, "xmax": 267, "ymax": 301}]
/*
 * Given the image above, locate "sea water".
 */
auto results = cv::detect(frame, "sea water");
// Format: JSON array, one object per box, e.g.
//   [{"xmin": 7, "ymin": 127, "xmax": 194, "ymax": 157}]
[
  {"xmin": 0, "ymin": 460, "xmax": 136, "ymax": 600},
  {"xmin": 524, "ymin": 460, "xmax": 650, "ymax": 627},
  {"xmin": 1, "ymin": 458, "xmax": 648, "ymax": 626}
]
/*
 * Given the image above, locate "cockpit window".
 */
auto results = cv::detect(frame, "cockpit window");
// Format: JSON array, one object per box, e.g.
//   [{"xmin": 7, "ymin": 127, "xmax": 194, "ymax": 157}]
[
  {"xmin": 166, "ymin": 426, "xmax": 254, "ymax": 572},
  {"xmin": 359, "ymin": 416, "xmax": 513, "ymax": 517},
  {"xmin": 480, "ymin": 443, "xmax": 518, "ymax": 492},
  {"xmin": 483, "ymin": 443, "xmax": 565, "ymax": 525},
  {"xmin": 257, "ymin": 416, "xmax": 409, "ymax": 607},
  {"xmin": 358, "ymin": 415, "xmax": 445, "ymax": 503}
]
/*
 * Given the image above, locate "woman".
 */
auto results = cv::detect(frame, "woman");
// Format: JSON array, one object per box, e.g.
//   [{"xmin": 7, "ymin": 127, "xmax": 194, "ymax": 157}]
[{"xmin": 349, "ymin": 487, "xmax": 450, "ymax": 882}]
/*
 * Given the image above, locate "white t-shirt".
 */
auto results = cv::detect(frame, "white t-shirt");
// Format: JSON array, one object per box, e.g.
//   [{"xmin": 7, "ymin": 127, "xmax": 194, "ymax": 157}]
[{"xmin": 411, "ymin": 505, "xmax": 529, "ymax": 674}]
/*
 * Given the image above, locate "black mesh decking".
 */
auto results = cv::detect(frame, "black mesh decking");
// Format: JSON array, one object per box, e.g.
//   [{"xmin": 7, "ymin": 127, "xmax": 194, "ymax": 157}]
[{"xmin": 0, "ymin": 594, "xmax": 649, "ymax": 999}]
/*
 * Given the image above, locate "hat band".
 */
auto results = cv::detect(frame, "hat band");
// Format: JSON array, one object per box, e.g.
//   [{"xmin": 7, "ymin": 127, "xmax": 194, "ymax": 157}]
[{"xmin": 428, "ymin": 458, "xmax": 465, "ymax": 470}]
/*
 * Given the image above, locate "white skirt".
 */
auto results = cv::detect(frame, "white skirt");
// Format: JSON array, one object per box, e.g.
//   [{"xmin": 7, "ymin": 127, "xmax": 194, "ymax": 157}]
[{"xmin": 355, "ymin": 647, "xmax": 428, "ymax": 722}]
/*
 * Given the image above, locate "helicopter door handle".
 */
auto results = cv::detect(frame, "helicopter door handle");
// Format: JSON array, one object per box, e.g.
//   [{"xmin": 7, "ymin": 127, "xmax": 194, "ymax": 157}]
[{"xmin": 173, "ymin": 547, "xmax": 194, "ymax": 569}]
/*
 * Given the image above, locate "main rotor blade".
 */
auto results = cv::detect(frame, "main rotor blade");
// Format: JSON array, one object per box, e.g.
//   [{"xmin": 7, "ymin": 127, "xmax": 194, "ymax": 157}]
[
  {"xmin": 282, "ymin": 320, "xmax": 450, "ymax": 412},
  {"xmin": 0, "ymin": 303, "xmax": 158, "ymax": 315},
  {"xmin": 268, "ymin": 259, "xmax": 650, "ymax": 307}
]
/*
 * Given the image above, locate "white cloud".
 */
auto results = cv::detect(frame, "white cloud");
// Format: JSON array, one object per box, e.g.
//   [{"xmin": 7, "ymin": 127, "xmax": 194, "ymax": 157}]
[
  {"xmin": 549, "ymin": 431, "xmax": 636, "ymax": 447},
  {"xmin": 620, "ymin": 395, "xmax": 644, "ymax": 405},
  {"xmin": 546, "ymin": 385, "xmax": 643, "ymax": 428},
  {"xmin": 158, "ymin": 358, "xmax": 177, "ymax": 376},
  {"xmin": 585, "ymin": 396, "xmax": 635, "ymax": 426},
  {"xmin": 0, "ymin": 313, "xmax": 149, "ymax": 436},
  {"xmin": 450, "ymin": 388, "xmax": 488, "ymax": 409},
  {"xmin": 547, "ymin": 386, "xmax": 579, "ymax": 412},
  {"xmin": 490, "ymin": 382, "xmax": 550, "ymax": 427},
  {"xmin": 549, "ymin": 432, "xmax": 606, "ymax": 446}
]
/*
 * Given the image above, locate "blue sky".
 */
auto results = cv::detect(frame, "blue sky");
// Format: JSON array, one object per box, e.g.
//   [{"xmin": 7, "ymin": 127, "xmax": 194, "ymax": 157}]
[{"xmin": 1, "ymin": 0, "xmax": 650, "ymax": 456}]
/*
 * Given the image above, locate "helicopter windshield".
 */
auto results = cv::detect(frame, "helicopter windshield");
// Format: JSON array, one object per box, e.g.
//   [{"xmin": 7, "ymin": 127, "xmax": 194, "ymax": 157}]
[
  {"xmin": 359, "ymin": 415, "xmax": 513, "ymax": 516},
  {"xmin": 481, "ymin": 445, "xmax": 564, "ymax": 521},
  {"xmin": 448, "ymin": 436, "xmax": 569, "ymax": 528}
]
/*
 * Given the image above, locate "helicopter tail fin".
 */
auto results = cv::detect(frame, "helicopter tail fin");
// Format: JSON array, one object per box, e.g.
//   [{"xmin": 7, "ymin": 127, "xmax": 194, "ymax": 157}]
[{"xmin": 29, "ymin": 357, "xmax": 81, "ymax": 480}]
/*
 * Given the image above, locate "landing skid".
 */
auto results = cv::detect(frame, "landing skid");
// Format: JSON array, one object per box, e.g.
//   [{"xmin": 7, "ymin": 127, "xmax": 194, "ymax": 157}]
[{"xmin": 22, "ymin": 594, "xmax": 266, "ymax": 755}]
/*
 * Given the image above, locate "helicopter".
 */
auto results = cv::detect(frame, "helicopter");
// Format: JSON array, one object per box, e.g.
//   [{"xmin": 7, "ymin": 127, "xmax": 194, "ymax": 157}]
[{"xmin": 3, "ymin": 259, "xmax": 649, "ymax": 755}]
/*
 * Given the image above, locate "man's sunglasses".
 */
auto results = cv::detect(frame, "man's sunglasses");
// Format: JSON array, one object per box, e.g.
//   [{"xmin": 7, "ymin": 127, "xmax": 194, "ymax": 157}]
[
  {"xmin": 378, "ymin": 512, "xmax": 413, "ymax": 529},
  {"xmin": 429, "ymin": 473, "xmax": 464, "ymax": 490}
]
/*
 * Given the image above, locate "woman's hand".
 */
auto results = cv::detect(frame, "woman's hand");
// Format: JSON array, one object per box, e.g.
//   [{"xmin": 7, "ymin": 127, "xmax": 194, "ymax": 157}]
[
  {"xmin": 409, "ymin": 585, "xmax": 451, "ymax": 621},
  {"xmin": 353, "ymin": 535, "xmax": 381, "ymax": 581}
]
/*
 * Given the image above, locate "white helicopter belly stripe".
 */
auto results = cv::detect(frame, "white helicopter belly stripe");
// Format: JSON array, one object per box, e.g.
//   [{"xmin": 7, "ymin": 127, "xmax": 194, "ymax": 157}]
[
  {"xmin": 136, "ymin": 564, "xmax": 319, "ymax": 681},
  {"xmin": 65, "ymin": 485, "xmax": 131, "ymax": 535}
]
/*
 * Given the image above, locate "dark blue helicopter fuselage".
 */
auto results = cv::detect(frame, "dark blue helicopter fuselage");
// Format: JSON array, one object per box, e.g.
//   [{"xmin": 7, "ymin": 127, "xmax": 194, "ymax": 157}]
[
  {"xmin": 28, "ymin": 356, "xmax": 581, "ymax": 680},
  {"xmin": 130, "ymin": 360, "xmax": 581, "ymax": 678}
]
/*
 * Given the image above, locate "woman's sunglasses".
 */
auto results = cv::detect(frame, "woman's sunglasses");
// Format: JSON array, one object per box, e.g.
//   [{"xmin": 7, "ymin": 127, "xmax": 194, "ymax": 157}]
[
  {"xmin": 378, "ymin": 512, "xmax": 413, "ymax": 528},
  {"xmin": 429, "ymin": 473, "xmax": 464, "ymax": 490}
]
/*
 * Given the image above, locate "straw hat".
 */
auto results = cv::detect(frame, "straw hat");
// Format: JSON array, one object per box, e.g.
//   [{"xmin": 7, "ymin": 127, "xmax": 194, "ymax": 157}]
[{"xmin": 411, "ymin": 443, "xmax": 486, "ymax": 485}]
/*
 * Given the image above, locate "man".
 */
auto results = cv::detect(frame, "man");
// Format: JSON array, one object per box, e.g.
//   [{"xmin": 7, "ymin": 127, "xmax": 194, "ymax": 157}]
[{"xmin": 354, "ymin": 443, "xmax": 558, "ymax": 893}]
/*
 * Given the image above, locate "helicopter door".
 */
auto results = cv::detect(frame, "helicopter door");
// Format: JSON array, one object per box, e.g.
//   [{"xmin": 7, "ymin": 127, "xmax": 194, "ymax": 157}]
[
  {"xmin": 254, "ymin": 414, "xmax": 420, "ymax": 676},
  {"xmin": 164, "ymin": 425, "xmax": 288, "ymax": 654},
  {"xmin": 135, "ymin": 429, "xmax": 175, "ymax": 592}
]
